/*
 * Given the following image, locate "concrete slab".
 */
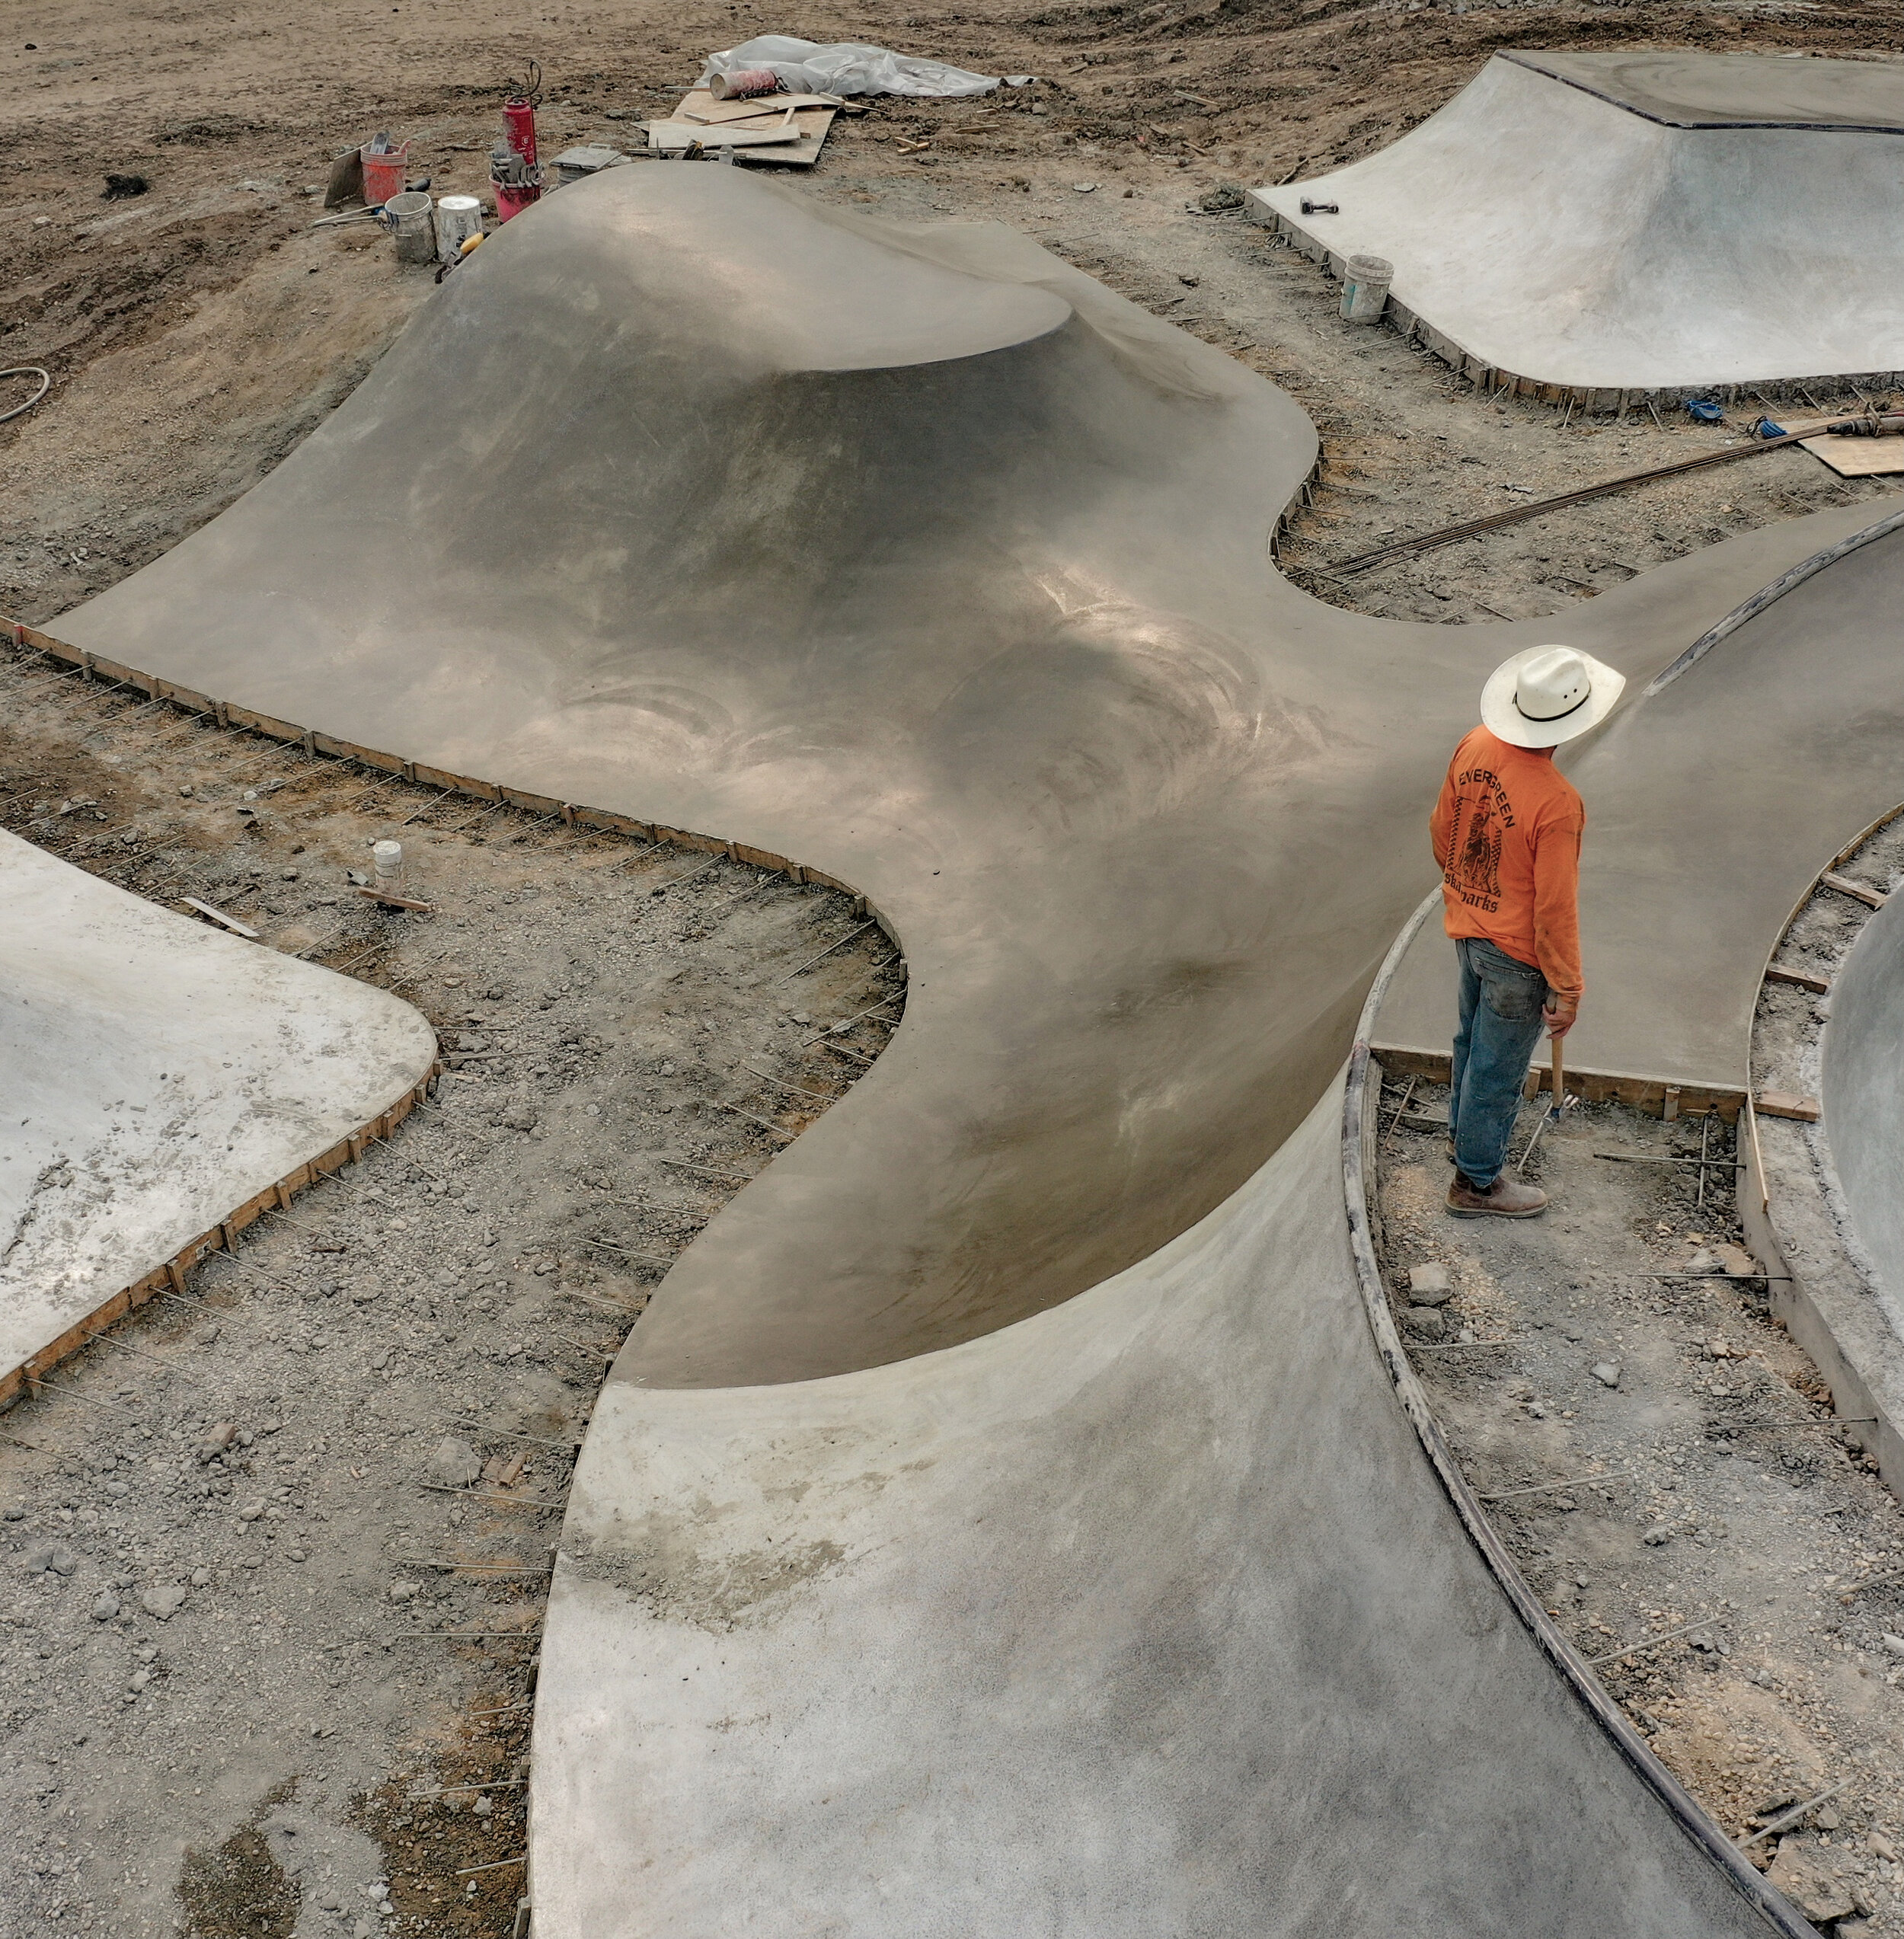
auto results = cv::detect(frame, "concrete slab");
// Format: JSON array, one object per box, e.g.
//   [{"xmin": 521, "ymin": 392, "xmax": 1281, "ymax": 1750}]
[
  {"xmin": 0, "ymin": 830, "xmax": 437, "ymax": 1394},
  {"xmin": 1513, "ymin": 49, "xmax": 1904, "ymax": 130},
  {"xmin": 43, "ymin": 166, "xmax": 1871, "ymax": 1932},
  {"xmin": 1251, "ymin": 52, "xmax": 1904, "ymax": 398}
]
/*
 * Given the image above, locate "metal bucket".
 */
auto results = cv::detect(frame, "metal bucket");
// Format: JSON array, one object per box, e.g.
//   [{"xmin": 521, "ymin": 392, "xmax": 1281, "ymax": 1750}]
[
  {"xmin": 385, "ymin": 190, "xmax": 436, "ymax": 265},
  {"xmin": 434, "ymin": 194, "xmax": 484, "ymax": 263}
]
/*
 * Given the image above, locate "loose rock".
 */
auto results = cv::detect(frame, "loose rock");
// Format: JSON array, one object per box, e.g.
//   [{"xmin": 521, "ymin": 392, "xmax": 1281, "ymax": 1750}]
[
  {"xmin": 428, "ymin": 1437, "xmax": 481, "ymax": 1488},
  {"xmin": 140, "ymin": 1583, "xmax": 187, "ymax": 1621}
]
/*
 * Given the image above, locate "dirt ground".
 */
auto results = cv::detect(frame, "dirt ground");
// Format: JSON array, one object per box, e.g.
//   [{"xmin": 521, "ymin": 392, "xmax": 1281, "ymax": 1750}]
[
  {"xmin": 1378, "ymin": 1083, "xmax": 1904, "ymax": 1936},
  {"xmin": 5, "ymin": 0, "xmax": 1904, "ymax": 1931},
  {"xmin": 0, "ymin": 651, "xmax": 899, "ymax": 1939}
]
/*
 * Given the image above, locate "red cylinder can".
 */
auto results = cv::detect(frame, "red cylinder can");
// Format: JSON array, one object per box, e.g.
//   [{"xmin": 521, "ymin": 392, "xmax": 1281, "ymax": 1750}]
[{"xmin": 503, "ymin": 95, "xmax": 538, "ymax": 168}]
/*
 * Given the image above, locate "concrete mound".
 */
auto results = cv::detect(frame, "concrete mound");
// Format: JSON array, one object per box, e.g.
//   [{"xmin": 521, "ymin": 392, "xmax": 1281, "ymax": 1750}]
[
  {"xmin": 49, "ymin": 164, "xmax": 1864, "ymax": 1934},
  {"xmin": 1251, "ymin": 51, "xmax": 1904, "ymax": 402},
  {"xmin": 0, "ymin": 831, "xmax": 436, "ymax": 1397}
]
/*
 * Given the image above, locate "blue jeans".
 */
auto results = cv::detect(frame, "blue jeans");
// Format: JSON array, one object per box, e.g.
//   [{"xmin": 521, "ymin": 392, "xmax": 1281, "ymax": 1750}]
[{"xmin": 1450, "ymin": 937, "xmax": 1551, "ymax": 1190}]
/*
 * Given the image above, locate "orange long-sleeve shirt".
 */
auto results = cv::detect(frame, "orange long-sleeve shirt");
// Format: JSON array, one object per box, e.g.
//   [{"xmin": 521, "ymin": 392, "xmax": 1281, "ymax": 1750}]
[{"xmin": 1430, "ymin": 725, "xmax": 1585, "ymax": 999}]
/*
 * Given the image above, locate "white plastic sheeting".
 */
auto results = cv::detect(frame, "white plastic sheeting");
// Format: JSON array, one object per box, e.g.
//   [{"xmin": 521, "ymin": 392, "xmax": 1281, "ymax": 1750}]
[{"xmin": 697, "ymin": 34, "xmax": 998, "ymax": 99}]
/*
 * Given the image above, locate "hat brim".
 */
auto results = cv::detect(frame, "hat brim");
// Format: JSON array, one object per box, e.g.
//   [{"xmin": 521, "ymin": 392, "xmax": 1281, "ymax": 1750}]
[{"xmin": 1480, "ymin": 646, "xmax": 1628, "ymax": 749}]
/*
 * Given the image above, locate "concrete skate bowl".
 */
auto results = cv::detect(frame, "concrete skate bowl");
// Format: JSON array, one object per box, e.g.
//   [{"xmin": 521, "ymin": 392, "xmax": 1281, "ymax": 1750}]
[
  {"xmin": 1251, "ymin": 50, "xmax": 1904, "ymax": 408},
  {"xmin": 1731, "ymin": 826, "xmax": 1904, "ymax": 1497},
  {"xmin": 1823, "ymin": 879, "xmax": 1904, "ymax": 1310},
  {"xmin": 40, "ymin": 161, "xmax": 1890, "ymax": 1933},
  {"xmin": 0, "ymin": 827, "xmax": 437, "ymax": 1407}
]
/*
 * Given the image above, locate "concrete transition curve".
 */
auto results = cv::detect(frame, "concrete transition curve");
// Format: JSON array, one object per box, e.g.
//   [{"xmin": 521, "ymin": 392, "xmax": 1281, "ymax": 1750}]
[
  {"xmin": 51, "ymin": 164, "xmax": 1902, "ymax": 1931},
  {"xmin": 0, "ymin": 829, "xmax": 437, "ymax": 1404},
  {"xmin": 1823, "ymin": 885, "xmax": 1904, "ymax": 1328},
  {"xmin": 1251, "ymin": 50, "xmax": 1904, "ymax": 404}
]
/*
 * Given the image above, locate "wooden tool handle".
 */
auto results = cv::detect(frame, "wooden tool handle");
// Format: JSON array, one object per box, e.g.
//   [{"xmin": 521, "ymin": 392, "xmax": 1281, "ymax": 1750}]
[{"xmin": 1551, "ymin": 1032, "xmax": 1564, "ymax": 1108}]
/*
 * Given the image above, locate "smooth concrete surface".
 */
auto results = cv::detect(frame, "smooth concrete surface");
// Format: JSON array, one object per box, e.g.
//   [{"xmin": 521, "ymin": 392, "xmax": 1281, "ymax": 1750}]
[
  {"xmin": 1823, "ymin": 883, "xmax": 1904, "ymax": 1331},
  {"xmin": 1251, "ymin": 52, "xmax": 1904, "ymax": 394},
  {"xmin": 1514, "ymin": 48, "xmax": 1904, "ymax": 129},
  {"xmin": 535, "ymin": 1088, "xmax": 1765, "ymax": 1939},
  {"xmin": 46, "ymin": 166, "xmax": 1874, "ymax": 1932},
  {"xmin": 1375, "ymin": 516, "xmax": 1904, "ymax": 1092},
  {"xmin": 0, "ymin": 830, "xmax": 437, "ymax": 1384}
]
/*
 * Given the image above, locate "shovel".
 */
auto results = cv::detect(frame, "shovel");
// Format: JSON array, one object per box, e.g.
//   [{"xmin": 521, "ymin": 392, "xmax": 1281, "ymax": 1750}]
[{"xmin": 1515, "ymin": 1030, "xmax": 1567, "ymax": 1176}]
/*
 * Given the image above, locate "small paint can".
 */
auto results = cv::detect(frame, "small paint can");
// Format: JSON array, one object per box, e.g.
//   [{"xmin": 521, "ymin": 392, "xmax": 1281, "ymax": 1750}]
[
  {"xmin": 384, "ymin": 191, "xmax": 436, "ymax": 265},
  {"xmin": 1340, "ymin": 254, "xmax": 1393, "ymax": 325},
  {"xmin": 373, "ymin": 840, "xmax": 404, "ymax": 888},
  {"xmin": 711, "ymin": 66, "xmax": 780, "ymax": 100},
  {"xmin": 435, "ymin": 194, "xmax": 484, "ymax": 263}
]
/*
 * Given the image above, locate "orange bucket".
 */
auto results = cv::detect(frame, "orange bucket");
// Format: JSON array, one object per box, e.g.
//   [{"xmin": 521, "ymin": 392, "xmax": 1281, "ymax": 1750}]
[{"xmin": 359, "ymin": 140, "xmax": 411, "ymax": 208}]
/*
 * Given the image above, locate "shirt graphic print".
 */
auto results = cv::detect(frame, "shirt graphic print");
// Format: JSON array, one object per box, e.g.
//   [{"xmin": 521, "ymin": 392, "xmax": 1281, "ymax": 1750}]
[{"xmin": 1429, "ymin": 726, "xmax": 1586, "ymax": 998}]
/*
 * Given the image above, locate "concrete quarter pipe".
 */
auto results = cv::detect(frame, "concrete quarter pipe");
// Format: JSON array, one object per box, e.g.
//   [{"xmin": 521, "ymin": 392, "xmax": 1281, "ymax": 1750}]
[
  {"xmin": 45, "ymin": 165, "xmax": 1882, "ymax": 1931},
  {"xmin": 1251, "ymin": 50, "xmax": 1904, "ymax": 402}
]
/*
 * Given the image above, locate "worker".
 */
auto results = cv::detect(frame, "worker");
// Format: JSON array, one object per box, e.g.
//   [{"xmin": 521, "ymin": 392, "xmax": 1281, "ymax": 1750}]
[{"xmin": 1430, "ymin": 644, "xmax": 1625, "ymax": 1218}]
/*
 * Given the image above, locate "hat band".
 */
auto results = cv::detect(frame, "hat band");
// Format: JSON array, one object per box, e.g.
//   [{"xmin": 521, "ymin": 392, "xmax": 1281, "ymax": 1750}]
[{"xmin": 1515, "ymin": 683, "xmax": 1589, "ymax": 724}]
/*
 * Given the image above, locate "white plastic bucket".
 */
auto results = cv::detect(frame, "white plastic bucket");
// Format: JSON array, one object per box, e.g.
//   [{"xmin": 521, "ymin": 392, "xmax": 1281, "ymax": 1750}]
[
  {"xmin": 1340, "ymin": 254, "xmax": 1394, "ymax": 324},
  {"xmin": 385, "ymin": 191, "xmax": 436, "ymax": 266},
  {"xmin": 435, "ymin": 194, "xmax": 483, "ymax": 264}
]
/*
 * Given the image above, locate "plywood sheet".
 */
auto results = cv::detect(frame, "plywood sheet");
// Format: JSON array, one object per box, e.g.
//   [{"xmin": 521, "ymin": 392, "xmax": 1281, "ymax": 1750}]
[
  {"xmin": 653, "ymin": 88, "xmax": 835, "ymax": 167},
  {"xmin": 1802, "ymin": 433, "xmax": 1904, "ymax": 477}
]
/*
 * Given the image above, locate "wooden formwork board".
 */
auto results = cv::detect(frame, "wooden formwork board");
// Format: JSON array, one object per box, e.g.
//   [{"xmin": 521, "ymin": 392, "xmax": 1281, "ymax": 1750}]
[
  {"xmin": 0, "ymin": 1069, "xmax": 439, "ymax": 1413},
  {"xmin": 1370, "ymin": 1043, "xmax": 1746, "ymax": 1123}
]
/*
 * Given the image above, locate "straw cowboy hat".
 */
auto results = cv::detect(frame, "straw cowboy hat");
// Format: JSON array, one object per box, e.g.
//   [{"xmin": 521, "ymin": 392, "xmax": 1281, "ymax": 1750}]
[{"xmin": 1480, "ymin": 644, "xmax": 1626, "ymax": 749}]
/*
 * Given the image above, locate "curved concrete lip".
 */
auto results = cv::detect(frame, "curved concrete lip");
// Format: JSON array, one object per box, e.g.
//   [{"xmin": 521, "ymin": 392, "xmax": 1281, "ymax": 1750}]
[
  {"xmin": 1251, "ymin": 51, "xmax": 1904, "ymax": 396},
  {"xmin": 0, "ymin": 829, "xmax": 438, "ymax": 1396},
  {"xmin": 45, "ymin": 164, "xmax": 1867, "ymax": 1931}
]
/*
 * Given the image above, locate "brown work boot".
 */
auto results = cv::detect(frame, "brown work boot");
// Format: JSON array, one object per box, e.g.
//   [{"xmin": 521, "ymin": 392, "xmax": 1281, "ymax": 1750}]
[{"xmin": 1446, "ymin": 1174, "xmax": 1549, "ymax": 1219}]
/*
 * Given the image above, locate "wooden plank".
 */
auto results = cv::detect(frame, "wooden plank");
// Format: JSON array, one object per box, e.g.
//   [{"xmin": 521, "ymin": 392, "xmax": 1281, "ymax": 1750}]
[
  {"xmin": 648, "ymin": 121, "xmax": 807, "ymax": 152},
  {"xmin": 1370, "ymin": 1044, "xmax": 1743, "ymax": 1121},
  {"xmin": 679, "ymin": 93, "xmax": 842, "ymax": 123},
  {"xmin": 1765, "ymin": 963, "xmax": 1831, "ymax": 995},
  {"xmin": 1800, "ymin": 434, "xmax": 1904, "ymax": 478},
  {"xmin": 1755, "ymin": 1090, "xmax": 1822, "ymax": 1123},
  {"xmin": 1822, "ymin": 869, "xmax": 1886, "ymax": 909},
  {"xmin": 181, "ymin": 896, "xmax": 260, "ymax": 940}
]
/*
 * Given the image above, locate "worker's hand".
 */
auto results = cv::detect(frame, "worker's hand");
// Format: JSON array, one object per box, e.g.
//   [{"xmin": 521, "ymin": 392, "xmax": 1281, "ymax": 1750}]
[{"xmin": 1545, "ymin": 994, "xmax": 1579, "ymax": 1040}]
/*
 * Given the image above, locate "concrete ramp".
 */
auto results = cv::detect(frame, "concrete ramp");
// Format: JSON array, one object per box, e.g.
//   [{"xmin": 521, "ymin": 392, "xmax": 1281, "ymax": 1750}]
[
  {"xmin": 45, "ymin": 165, "xmax": 1858, "ymax": 1934},
  {"xmin": 1251, "ymin": 52, "xmax": 1904, "ymax": 402},
  {"xmin": 0, "ymin": 830, "xmax": 437, "ymax": 1399},
  {"xmin": 534, "ymin": 1088, "xmax": 1765, "ymax": 1939}
]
